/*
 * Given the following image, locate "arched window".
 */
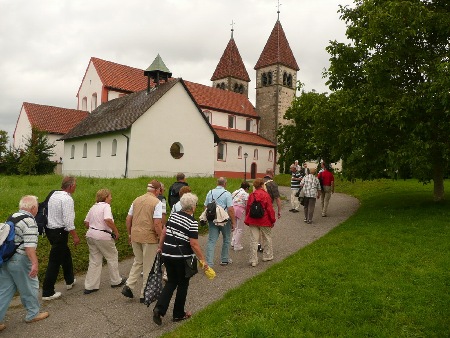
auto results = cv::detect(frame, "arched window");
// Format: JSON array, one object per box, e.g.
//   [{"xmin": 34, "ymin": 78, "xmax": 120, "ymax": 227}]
[
  {"xmin": 268, "ymin": 72, "xmax": 273, "ymax": 85},
  {"xmin": 83, "ymin": 143, "xmax": 87, "ymax": 158},
  {"xmin": 111, "ymin": 139, "xmax": 117, "ymax": 156},
  {"xmin": 246, "ymin": 119, "xmax": 252, "ymax": 131},
  {"xmin": 238, "ymin": 146, "xmax": 242, "ymax": 159},
  {"xmin": 253, "ymin": 149, "xmax": 258, "ymax": 160},
  {"xmin": 283, "ymin": 72, "xmax": 288, "ymax": 85},
  {"xmin": 228, "ymin": 115, "xmax": 235, "ymax": 129},
  {"xmin": 91, "ymin": 93, "xmax": 98, "ymax": 111},
  {"xmin": 217, "ymin": 143, "xmax": 226, "ymax": 161},
  {"xmin": 82, "ymin": 97, "xmax": 87, "ymax": 111},
  {"xmin": 262, "ymin": 73, "xmax": 268, "ymax": 86},
  {"xmin": 234, "ymin": 83, "xmax": 239, "ymax": 93},
  {"xmin": 239, "ymin": 84, "xmax": 244, "ymax": 94},
  {"xmin": 220, "ymin": 82, "xmax": 226, "ymax": 90},
  {"xmin": 287, "ymin": 74, "xmax": 293, "ymax": 87},
  {"xmin": 70, "ymin": 145, "xmax": 75, "ymax": 159},
  {"xmin": 96, "ymin": 141, "xmax": 101, "ymax": 157},
  {"xmin": 268, "ymin": 150, "xmax": 273, "ymax": 162}
]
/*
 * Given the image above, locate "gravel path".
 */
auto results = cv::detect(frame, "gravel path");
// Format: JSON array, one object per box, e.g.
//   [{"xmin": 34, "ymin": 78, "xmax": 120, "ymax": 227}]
[{"xmin": 3, "ymin": 187, "xmax": 359, "ymax": 337}]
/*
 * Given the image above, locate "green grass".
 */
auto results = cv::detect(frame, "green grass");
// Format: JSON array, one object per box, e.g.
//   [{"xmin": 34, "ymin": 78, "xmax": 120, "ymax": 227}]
[
  {"xmin": 163, "ymin": 178, "xmax": 450, "ymax": 337},
  {"xmin": 0, "ymin": 175, "xmax": 245, "ymax": 281}
]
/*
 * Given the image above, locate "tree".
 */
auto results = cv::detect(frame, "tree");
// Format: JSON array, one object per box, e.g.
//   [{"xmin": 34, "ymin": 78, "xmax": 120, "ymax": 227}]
[
  {"xmin": 325, "ymin": 0, "xmax": 450, "ymax": 200},
  {"xmin": 277, "ymin": 86, "xmax": 341, "ymax": 171},
  {"xmin": 0, "ymin": 130, "xmax": 7, "ymax": 158},
  {"xmin": 18, "ymin": 128, "xmax": 56, "ymax": 175}
]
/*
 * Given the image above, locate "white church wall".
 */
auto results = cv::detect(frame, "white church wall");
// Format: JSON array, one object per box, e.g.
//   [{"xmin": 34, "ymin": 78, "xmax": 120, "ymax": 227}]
[{"xmin": 77, "ymin": 61, "xmax": 103, "ymax": 112}]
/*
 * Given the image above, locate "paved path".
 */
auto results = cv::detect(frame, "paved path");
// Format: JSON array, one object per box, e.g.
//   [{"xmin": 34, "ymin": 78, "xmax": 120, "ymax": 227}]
[{"xmin": 3, "ymin": 187, "xmax": 359, "ymax": 337}]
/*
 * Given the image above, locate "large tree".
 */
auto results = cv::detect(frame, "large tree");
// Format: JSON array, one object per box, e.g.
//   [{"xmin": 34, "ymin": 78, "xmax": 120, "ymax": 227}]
[{"xmin": 325, "ymin": 0, "xmax": 450, "ymax": 200}]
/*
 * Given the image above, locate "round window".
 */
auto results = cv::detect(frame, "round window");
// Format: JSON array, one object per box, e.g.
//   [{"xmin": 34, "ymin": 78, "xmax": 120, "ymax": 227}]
[{"xmin": 170, "ymin": 142, "xmax": 184, "ymax": 159}]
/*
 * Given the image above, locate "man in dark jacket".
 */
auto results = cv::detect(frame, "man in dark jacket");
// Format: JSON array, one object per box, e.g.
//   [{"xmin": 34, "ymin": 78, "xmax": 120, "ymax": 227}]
[{"xmin": 168, "ymin": 173, "xmax": 189, "ymax": 209}]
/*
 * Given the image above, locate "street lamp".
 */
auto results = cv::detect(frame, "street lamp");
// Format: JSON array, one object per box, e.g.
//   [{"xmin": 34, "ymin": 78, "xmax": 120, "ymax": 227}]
[{"xmin": 244, "ymin": 152, "xmax": 248, "ymax": 181}]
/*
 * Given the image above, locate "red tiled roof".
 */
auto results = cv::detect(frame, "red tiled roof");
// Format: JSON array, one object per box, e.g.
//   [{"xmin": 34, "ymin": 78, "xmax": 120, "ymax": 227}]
[
  {"xmin": 211, "ymin": 38, "xmax": 250, "ymax": 82},
  {"xmin": 213, "ymin": 126, "xmax": 275, "ymax": 147},
  {"xmin": 254, "ymin": 20, "xmax": 299, "ymax": 71},
  {"xmin": 23, "ymin": 102, "xmax": 88, "ymax": 135},
  {"xmin": 184, "ymin": 80, "xmax": 258, "ymax": 118},
  {"xmin": 91, "ymin": 57, "xmax": 148, "ymax": 92}
]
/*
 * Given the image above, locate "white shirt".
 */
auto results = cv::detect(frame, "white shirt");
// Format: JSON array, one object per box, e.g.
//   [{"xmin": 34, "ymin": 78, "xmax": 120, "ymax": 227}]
[{"xmin": 47, "ymin": 191, "xmax": 75, "ymax": 231}]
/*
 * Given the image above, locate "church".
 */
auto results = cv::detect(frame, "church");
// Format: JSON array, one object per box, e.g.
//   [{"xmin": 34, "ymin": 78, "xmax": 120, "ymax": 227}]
[{"xmin": 14, "ymin": 16, "xmax": 299, "ymax": 179}]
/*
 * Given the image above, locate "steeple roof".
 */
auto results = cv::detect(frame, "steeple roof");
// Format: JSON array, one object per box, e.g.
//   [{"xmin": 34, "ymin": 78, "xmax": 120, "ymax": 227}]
[
  {"xmin": 211, "ymin": 37, "xmax": 250, "ymax": 82},
  {"xmin": 254, "ymin": 20, "xmax": 299, "ymax": 71},
  {"xmin": 145, "ymin": 54, "xmax": 172, "ymax": 75}
]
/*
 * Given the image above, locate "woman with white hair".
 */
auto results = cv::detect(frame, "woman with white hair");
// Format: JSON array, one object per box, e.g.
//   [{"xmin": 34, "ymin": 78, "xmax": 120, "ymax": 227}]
[
  {"xmin": 153, "ymin": 193, "xmax": 208, "ymax": 326},
  {"xmin": 300, "ymin": 167, "xmax": 321, "ymax": 224}
]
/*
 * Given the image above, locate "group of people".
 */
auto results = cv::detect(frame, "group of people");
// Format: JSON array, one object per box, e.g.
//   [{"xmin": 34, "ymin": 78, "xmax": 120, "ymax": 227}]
[
  {"xmin": 289, "ymin": 161, "xmax": 335, "ymax": 224},
  {"xmin": 0, "ymin": 167, "xmax": 294, "ymax": 329}
]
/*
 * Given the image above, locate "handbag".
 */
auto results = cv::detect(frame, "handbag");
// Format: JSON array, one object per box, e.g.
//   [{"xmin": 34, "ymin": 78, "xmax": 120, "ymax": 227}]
[
  {"xmin": 298, "ymin": 189, "xmax": 306, "ymax": 205},
  {"xmin": 143, "ymin": 252, "xmax": 163, "ymax": 307},
  {"xmin": 168, "ymin": 226, "xmax": 198, "ymax": 278}
]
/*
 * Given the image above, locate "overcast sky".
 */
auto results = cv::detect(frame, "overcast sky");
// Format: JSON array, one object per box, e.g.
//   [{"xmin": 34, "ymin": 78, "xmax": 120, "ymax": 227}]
[{"xmin": 0, "ymin": 0, "xmax": 353, "ymax": 141}]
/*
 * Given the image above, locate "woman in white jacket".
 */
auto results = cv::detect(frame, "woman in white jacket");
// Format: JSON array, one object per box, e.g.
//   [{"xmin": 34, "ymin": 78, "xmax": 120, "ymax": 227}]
[
  {"xmin": 230, "ymin": 181, "xmax": 250, "ymax": 251},
  {"xmin": 299, "ymin": 168, "xmax": 321, "ymax": 224}
]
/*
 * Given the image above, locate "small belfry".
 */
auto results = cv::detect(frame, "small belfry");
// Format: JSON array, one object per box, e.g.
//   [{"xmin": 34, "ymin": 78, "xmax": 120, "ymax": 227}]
[
  {"xmin": 254, "ymin": 4, "xmax": 299, "ymax": 144},
  {"xmin": 144, "ymin": 54, "xmax": 172, "ymax": 93},
  {"xmin": 210, "ymin": 21, "xmax": 250, "ymax": 97}
]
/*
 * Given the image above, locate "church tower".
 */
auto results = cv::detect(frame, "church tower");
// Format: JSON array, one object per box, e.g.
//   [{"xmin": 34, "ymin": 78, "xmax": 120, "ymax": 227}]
[
  {"xmin": 254, "ymin": 15, "xmax": 299, "ymax": 144},
  {"xmin": 211, "ymin": 27, "xmax": 250, "ymax": 97}
]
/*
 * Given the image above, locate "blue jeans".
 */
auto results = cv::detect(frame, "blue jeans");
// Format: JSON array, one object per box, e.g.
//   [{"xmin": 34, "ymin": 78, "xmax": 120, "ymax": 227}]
[
  {"xmin": 0, "ymin": 253, "xmax": 41, "ymax": 322},
  {"xmin": 206, "ymin": 220, "xmax": 231, "ymax": 266}
]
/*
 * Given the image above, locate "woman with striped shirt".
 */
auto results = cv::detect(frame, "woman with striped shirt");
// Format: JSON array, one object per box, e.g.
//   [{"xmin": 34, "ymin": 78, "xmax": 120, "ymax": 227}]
[{"xmin": 153, "ymin": 193, "xmax": 208, "ymax": 325}]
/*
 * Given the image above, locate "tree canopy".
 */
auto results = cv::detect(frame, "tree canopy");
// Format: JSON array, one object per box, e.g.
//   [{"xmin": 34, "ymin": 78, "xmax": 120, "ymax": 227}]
[{"xmin": 279, "ymin": 0, "xmax": 449, "ymax": 201}]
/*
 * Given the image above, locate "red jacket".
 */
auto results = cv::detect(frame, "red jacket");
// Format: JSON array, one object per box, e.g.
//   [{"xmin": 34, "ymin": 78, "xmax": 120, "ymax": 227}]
[{"xmin": 244, "ymin": 188, "xmax": 276, "ymax": 227}]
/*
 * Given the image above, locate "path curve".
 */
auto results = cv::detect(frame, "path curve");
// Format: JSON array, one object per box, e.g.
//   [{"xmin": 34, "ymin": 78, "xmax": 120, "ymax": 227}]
[{"xmin": 4, "ymin": 187, "xmax": 359, "ymax": 337}]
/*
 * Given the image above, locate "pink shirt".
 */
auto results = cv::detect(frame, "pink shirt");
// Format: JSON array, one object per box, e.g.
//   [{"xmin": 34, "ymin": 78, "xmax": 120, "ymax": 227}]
[{"xmin": 85, "ymin": 202, "xmax": 114, "ymax": 241}]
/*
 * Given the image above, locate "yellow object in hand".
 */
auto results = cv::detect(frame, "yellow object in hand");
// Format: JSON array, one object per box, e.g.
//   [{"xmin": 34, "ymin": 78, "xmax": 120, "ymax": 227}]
[{"xmin": 204, "ymin": 267, "xmax": 216, "ymax": 280}]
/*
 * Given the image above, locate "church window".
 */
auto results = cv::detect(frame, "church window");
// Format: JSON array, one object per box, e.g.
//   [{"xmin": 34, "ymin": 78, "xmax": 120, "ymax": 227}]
[
  {"xmin": 170, "ymin": 142, "xmax": 184, "ymax": 159},
  {"xmin": 268, "ymin": 72, "xmax": 273, "ymax": 85},
  {"xmin": 287, "ymin": 74, "xmax": 293, "ymax": 87},
  {"xmin": 111, "ymin": 139, "xmax": 117, "ymax": 156},
  {"xmin": 253, "ymin": 149, "xmax": 258, "ymax": 160},
  {"xmin": 96, "ymin": 141, "xmax": 101, "ymax": 157},
  {"xmin": 283, "ymin": 72, "xmax": 287, "ymax": 85},
  {"xmin": 216, "ymin": 84, "xmax": 221, "ymax": 89},
  {"xmin": 228, "ymin": 115, "xmax": 235, "ymax": 129},
  {"xmin": 246, "ymin": 119, "xmax": 251, "ymax": 131},
  {"xmin": 262, "ymin": 73, "xmax": 268, "ymax": 86},
  {"xmin": 268, "ymin": 150, "xmax": 274, "ymax": 162},
  {"xmin": 220, "ymin": 82, "xmax": 225, "ymax": 90},
  {"xmin": 239, "ymin": 84, "xmax": 244, "ymax": 94},
  {"xmin": 83, "ymin": 143, "xmax": 87, "ymax": 158},
  {"xmin": 217, "ymin": 142, "xmax": 226, "ymax": 161},
  {"xmin": 70, "ymin": 145, "xmax": 75, "ymax": 159},
  {"xmin": 234, "ymin": 83, "xmax": 239, "ymax": 93},
  {"xmin": 91, "ymin": 93, "xmax": 98, "ymax": 111},
  {"xmin": 238, "ymin": 146, "xmax": 242, "ymax": 159},
  {"xmin": 82, "ymin": 97, "xmax": 87, "ymax": 111}
]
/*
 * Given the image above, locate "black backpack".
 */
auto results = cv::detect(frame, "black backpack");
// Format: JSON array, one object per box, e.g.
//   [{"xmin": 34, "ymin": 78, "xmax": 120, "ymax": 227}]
[
  {"xmin": 205, "ymin": 190, "xmax": 226, "ymax": 221},
  {"xmin": 249, "ymin": 194, "xmax": 265, "ymax": 219},
  {"xmin": 168, "ymin": 182, "xmax": 188, "ymax": 208},
  {"xmin": 35, "ymin": 190, "xmax": 59, "ymax": 235}
]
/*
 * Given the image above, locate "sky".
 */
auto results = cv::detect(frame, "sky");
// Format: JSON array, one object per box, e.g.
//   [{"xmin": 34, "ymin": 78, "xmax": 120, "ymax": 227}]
[{"xmin": 0, "ymin": 0, "xmax": 353, "ymax": 141}]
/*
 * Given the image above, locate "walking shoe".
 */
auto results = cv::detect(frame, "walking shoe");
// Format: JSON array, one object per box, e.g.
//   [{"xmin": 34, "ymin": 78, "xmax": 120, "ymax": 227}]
[
  {"xmin": 262, "ymin": 257, "xmax": 273, "ymax": 262},
  {"xmin": 307, "ymin": 220, "xmax": 312, "ymax": 224},
  {"xmin": 0, "ymin": 324, "xmax": 5, "ymax": 331},
  {"xmin": 140, "ymin": 298, "xmax": 145, "ymax": 304},
  {"xmin": 66, "ymin": 278, "xmax": 76, "ymax": 290},
  {"xmin": 111, "ymin": 276, "xmax": 127, "ymax": 288},
  {"xmin": 257, "ymin": 243, "xmax": 263, "ymax": 252},
  {"xmin": 26, "ymin": 312, "xmax": 49, "ymax": 323},
  {"xmin": 153, "ymin": 308, "xmax": 162, "ymax": 326},
  {"xmin": 292, "ymin": 209, "xmax": 299, "ymax": 213},
  {"xmin": 83, "ymin": 289, "xmax": 99, "ymax": 295},
  {"xmin": 42, "ymin": 292, "xmax": 61, "ymax": 301},
  {"xmin": 233, "ymin": 245, "xmax": 244, "ymax": 251},
  {"xmin": 322, "ymin": 213, "xmax": 326, "ymax": 217},
  {"xmin": 121, "ymin": 285, "xmax": 134, "ymax": 298},
  {"xmin": 303, "ymin": 218, "xmax": 307, "ymax": 223},
  {"xmin": 220, "ymin": 258, "xmax": 232, "ymax": 266},
  {"xmin": 289, "ymin": 209, "xmax": 295, "ymax": 212},
  {"xmin": 250, "ymin": 262, "xmax": 257, "ymax": 267}
]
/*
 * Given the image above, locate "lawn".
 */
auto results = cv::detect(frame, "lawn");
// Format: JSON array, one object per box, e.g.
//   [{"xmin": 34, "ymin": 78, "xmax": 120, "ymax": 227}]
[{"xmin": 164, "ymin": 178, "xmax": 450, "ymax": 337}]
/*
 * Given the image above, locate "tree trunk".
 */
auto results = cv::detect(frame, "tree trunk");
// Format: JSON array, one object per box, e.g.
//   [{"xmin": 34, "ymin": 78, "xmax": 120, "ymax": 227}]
[{"xmin": 433, "ymin": 161, "xmax": 445, "ymax": 201}]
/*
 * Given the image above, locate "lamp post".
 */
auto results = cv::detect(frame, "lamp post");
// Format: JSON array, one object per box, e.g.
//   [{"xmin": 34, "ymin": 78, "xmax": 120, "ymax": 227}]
[{"xmin": 244, "ymin": 152, "xmax": 248, "ymax": 181}]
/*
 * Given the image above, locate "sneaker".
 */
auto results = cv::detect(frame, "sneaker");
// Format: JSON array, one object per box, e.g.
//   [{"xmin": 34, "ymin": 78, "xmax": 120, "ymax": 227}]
[
  {"xmin": 257, "ymin": 244, "xmax": 263, "ymax": 252},
  {"xmin": 322, "ymin": 213, "xmax": 326, "ymax": 217},
  {"xmin": 250, "ymin": 262, "xmax": 257, "ymax": 267},
  {"xmin": 292, "ymin": 209, "xmax": 300, "ymax": 213},
  {"xmin": 26, "ymin": 312, "xmax": 49, "ymax": 323},
  {"xmin": 233, "ymin": 245, "xmax": 244, "ymax": 251},
  {"xmin": 42, "ymin": 292, "xmax": 61, "ymax": 301},
  {"xmin": 289, "ymin": 209, "xmax": 295, "ymax": 212},
  {"xmin": 303, "ymin": 218, "xmax": 307, "ymax": 222},
  {"xmin": 121, "ymin": 285, "xmax": 133, "ymax": 298},
  {"xmin": 307, "ymin": 220, "xmax": 312, "ymax": 224},
  {"xmin": 111, "ymin": 277, "xmax": 127, "ymax": 288},
  {"xmin": 83, "ymin": 289, "xmax": 99, "ymax": 295},
  {"xmin": 262, "ymin": 257, "xmax": 274, "ymax": 262},
  {"xmin": 66, "ymin": 278, "xmax": 76, "ymax": 290},
  {"xmin": 0, "ymin": 324, "xmax": 5, "ymax": 331},
  {"xmin": 220, "ymin": 258, "xmax": 232, "ymax": 266}
]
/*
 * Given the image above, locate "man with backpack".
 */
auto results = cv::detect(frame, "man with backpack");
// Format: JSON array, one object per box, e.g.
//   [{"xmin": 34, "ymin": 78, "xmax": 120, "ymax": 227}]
[
  {"xmin": 0, "ymin": 195, "xmax": 49, "ymax": 331},
  {"xmin": 168, "ymin": 173, "xmax": 189, "ymax": 209},
  {"xmin": 204, "ymin": 177, "xmax": 236, "ymax": 267},
  {"xmin": 42, "ymin": 176, "xmax": 80, "ymax": 301}
]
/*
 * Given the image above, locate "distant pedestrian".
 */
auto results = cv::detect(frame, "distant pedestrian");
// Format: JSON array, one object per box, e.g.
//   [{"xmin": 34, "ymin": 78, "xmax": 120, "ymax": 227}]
[
  {"xmin": 289, "ymin": 165, "xmax": 302, "ymax": 213},
  {"xmin": 244, "ymin": 179, "xmax": 276, "ymax": 267},
  {"xmin": 0, "ymin": 195, "xmax": 49, "ymax": 330},
  {"xmin": 170, "ymin": 186, "xmax": 192, "ymax": 215},
  {"xmin": 231, "ymin": 181, "xmax": 250, "ymax": 251},
  {"xmin": 122, "ymin": 180, "xmax": 163, "ymax": 303},
  {"xmin": 157, "ymin": 183, "xmax": 168, "ymax": 226},
  {"xmin": 42, "ymin": 176, "xmax": 80, "ymax": 301},
  {"xmin": 204, "ymin": 177, "xmax": 236, "ymax": 267},
  {"xmin": 317, "ymin": 162, "xmax": 335, "ymax": 217},
  {"xmin": 300, "ymin": 168, "xmax": 321, "ymax": 224},
  {"xmin": 83, "ymin": 189, "xmax": 126, "ymax": 295},
  {"xmin": 168, "ymin": 173, "xmax": 189, "ymax": 209}
]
